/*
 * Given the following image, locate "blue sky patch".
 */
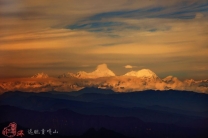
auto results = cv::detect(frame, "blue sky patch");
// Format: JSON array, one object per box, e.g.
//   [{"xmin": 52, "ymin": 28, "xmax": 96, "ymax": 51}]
[
  {"xmin": 67, "ymin": 22, "xmax": 124, "ymax": 30},
  {"xmin": 65, "ymin": 1, "xmax": 207, "ymax": 33}
]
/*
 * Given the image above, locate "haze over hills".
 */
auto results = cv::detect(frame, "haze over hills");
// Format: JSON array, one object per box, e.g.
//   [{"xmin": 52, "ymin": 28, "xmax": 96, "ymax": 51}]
[
  {"xmin": 1, "ymin": 89, "xmax": 208, "ymax": 137},
  {"xmin": 0, "ymin": 64, "xmax": 208, "ymax": 94}
]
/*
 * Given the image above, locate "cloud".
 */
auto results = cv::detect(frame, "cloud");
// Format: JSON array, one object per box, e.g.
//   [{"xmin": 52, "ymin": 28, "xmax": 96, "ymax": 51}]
[
  {"xmin": 0, "ymin": 0, "xmax": 207, "ymax": 79},
  {"xmin": 125, "ymin": 65, "xmax": 133, "ymax": 69},
  {"xmin": 66, "ymin": 0, "xmax": 208, "ymax": 33},
  {"xmin": 124, "ymin": 65, "xmax": 138, "ymax": 69}
]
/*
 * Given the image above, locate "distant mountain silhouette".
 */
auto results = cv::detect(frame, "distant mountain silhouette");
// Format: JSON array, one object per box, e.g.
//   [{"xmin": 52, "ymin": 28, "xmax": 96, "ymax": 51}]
[
  {"xmin": 1, "ymin": 89, "xmax": 208, "ymax": 117},
  {"xmin": 1, "ymin": 105, "xmax": 208, "ymax": 138},
  {"xmin": 66, "ymin": 87, "xmax": 115, "ymax": 96},
  {"xmin": 1, "ymin": 88, "xmax": 208, "ymax": 137}
]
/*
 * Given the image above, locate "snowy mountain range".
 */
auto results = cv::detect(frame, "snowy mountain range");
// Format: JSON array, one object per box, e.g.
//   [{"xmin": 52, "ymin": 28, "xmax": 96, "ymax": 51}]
[
  {"xmin": 31, "ymin": 72, "xmax": 49, "ymax": 79},
  {"xmin": 58, "ymin": 64, "xmax": 115, "ymax": 79},
  {"xmin": 0, "ymin": 64, "xmax": 207, "ymax": 94}
]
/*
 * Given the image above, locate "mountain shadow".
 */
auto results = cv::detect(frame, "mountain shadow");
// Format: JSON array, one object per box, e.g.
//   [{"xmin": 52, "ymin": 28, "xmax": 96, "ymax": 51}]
[{"xmin": 1, "ymin": 105, "xmax": 208, "ymax": 138}]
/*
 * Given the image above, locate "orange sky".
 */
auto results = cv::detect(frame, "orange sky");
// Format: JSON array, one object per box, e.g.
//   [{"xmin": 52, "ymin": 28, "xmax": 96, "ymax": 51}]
[{"xmin": 0, "ymin": 0, "xmax": 208, "ymax": 80}]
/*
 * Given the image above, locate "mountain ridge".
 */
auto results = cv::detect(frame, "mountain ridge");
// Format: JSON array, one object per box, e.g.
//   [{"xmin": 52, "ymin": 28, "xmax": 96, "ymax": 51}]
[
  {"xmin": 59, "ymin": 64, "xmax": 115, "ymax": 79},
  {"xmin": 31, "ymin": 72, "xmax": 49, "ymax": 79},
  {"xmin": 0, "ymin": 64, "xmax": 208, "ymax": 94},
  {"xmin": 1, "ymin": 104, "xmax": 207, "ymax": 138}
]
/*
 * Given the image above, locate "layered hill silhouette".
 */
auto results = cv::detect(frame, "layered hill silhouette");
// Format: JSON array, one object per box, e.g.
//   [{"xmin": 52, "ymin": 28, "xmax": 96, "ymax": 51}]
[
  {"xmin": 1, "ymin": 88, "xmax": 208, "ymax": 137},
  {"xmin": 1, "ymin": 105, "xmax": 208, "ymax": 138}
]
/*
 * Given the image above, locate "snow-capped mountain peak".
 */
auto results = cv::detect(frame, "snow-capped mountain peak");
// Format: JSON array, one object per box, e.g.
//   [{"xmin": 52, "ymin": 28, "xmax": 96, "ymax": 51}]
[
  {"xmin": 75, "ymin": 71, "xmax": 89, "ymax": 78},
  {"xmin": 1, "ymin": 64, "xmax": 208, "ymax": 94},
  {"xmin": 163, "ymin": 76, "xmax": 180, "ymax": 83},
  {"xmin": 184, "ymin": 79, "xmax": 195, "ymax": 83},
  {"xmin": 31, "ymin": 73, "xmax": 49, "ymax": 79},
  {"xmin": 124, "ymin": 69, "xmax": 158, "ymax": 79},
  {"xmin": 58, "ymin": 64, "xmax": 115, "ymax": 79},
  {"xmin": 96, "ymin": 64, "xmax": 109, "ymax": 71},
  {"xmin": 92, "ymin": 64, "xmax": 115, "ymax": 77}
]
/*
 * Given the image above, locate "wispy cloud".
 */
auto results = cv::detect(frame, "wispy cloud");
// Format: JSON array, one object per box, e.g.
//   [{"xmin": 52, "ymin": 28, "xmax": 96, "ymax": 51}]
[
  {"xmin": 124, "ymin": 65, "xmax": 139, "ymax": 69},
  {"xmin": 67, "ymin": 1, "xmax": 208, "ymax": 31},
  {"xmin": 0, "ymin": 0, "xmax": 207, "ymax": 79}
]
